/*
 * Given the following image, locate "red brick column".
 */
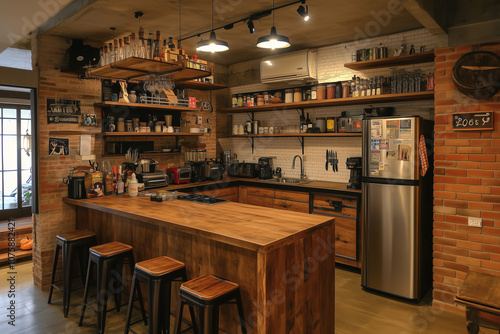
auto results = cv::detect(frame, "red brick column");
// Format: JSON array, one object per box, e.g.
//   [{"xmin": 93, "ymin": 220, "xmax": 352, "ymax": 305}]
[{"xmin": 432, "ymin": 43, "xmax": 500, "ymax": 312}]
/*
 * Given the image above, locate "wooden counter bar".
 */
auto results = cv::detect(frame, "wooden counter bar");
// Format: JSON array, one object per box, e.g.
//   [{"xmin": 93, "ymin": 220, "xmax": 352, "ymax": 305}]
[{"xmin": 63, "ymin": 195, "xmax": 335, "ymax": 333}]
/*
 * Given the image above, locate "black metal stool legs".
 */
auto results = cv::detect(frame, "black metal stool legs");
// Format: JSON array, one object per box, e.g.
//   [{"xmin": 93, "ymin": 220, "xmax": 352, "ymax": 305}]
[
  {"xmin": 79, "ymin": 255, "xmax": 93, "ymax": 327},
  {"xmin": 47, "ymin": 243, "xmax": 60, "ymax": 305}
]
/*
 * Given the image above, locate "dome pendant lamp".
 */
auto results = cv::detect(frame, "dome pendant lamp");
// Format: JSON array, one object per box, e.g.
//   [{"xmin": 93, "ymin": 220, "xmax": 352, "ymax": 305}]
[
  {"xmin": 257, "ymin": 0, "xmax": 291, "ymax": 50},
  {"xmin": 196, "ymin": 0, "xmax": 229, "ymax": 53}
]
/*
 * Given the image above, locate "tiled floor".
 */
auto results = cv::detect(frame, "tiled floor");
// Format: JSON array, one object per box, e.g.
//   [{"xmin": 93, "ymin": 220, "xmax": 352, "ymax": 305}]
[{"xmin": 0, "ymin": 261, "xmax": 483, "ymax": 334}]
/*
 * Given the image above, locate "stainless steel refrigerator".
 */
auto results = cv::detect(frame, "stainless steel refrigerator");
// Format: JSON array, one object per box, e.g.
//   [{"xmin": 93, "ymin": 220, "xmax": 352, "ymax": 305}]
[{"xmin": 361, "ymin": 115, "xmax": 433, "ymax": 301}]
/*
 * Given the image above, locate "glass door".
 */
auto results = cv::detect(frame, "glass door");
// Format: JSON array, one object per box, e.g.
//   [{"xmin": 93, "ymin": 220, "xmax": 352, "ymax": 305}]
[{"xmin": 0, "ymin": 104, "xmax": 32, "ymax": 219}]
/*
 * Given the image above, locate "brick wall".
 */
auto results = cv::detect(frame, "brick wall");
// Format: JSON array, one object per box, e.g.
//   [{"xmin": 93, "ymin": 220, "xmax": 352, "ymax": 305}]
[
  {"xmin": 33, "ymin": 34, "xmax": 221, "ymax": 290},
  {"xmin": 432, "ymin": 42, "xmax": 500, "ymax": 312}
]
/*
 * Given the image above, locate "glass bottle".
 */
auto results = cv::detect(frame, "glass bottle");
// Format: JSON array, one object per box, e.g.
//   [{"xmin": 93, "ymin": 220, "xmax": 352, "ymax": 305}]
[
  {"xmin": 147, "ymin": 33, "xmax": 153, "ymax": 59},
  {"xmin": 138, "ymin": 27, "xmax": 147, "ymax": 59},
  {"xmin": 148, "ymin": 114, "xmax": 155, "ymax": 131},
  {"xmin": 124, "ymin": 36, "xmax": 133, "ymax": 59},
  {"xmin": 306, "ymin": 112, "xmax": 312, "ymax": 130},
  {"xmin": 390, "ymin": 68, "xmax": 397, "ymax": 94},
  {"xmin": 408, "ymin": 71, "xmax": 414, "ymax": 93},
  {"xmin": 118, "ymin": 38, "xmax": 125, "ymax": 61},
  {"xmin": 300, "ymin": 111, "xmax": 306, "ymax": 133},
  {"xmin": 376, "ymin": 76, "xmax": 382, "ymax": 95},
  {"xmin": 159, "ymin": 39, "xmax": 167, "ymax": 60},
  {"xmin": 414, "ymin": 69, "xmax": 421, "ymax": 92},
  {"xmin": 98, "ymin": 47, "xmax": 105, "ymax": 67},
  {"xmin": 366, "ymin": 79, "xmax": 372, "ymax": 96},
  {"xmin": 108, "ymin": 42, "xmax": 115, "ymax": 63},
  {"xmin": 130, "ymin": 33, "xmax": 138, "ymax": 57},
  {"xmin": 351, "ymin": 76, "xmax": 358, "ymax": 97},
  {"xmin": 153, "ymin": 31, "xmax": 161, "ymax": 59},
  {"xmin": 402, "ymin": 71, "xmax": 409, "ymax": 93},
  {"xmin": 113, "ymin": 39, "xmax": 119, "ymax": 62}
]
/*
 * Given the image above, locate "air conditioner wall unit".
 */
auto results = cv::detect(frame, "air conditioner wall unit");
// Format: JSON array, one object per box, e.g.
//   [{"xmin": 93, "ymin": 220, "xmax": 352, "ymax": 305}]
[{"xmin": 260, "ymin": 49, "xmax": 318, "ymax": 84}]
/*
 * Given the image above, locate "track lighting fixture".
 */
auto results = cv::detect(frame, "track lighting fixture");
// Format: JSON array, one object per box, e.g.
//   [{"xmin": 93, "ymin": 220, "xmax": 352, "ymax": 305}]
[
  {"xmin": 257, "ymin": 0, "xmax": 290, "ymax": 49},
  {"xmin": 297, "ymin": 4, "xmax": 309, "ymax": 21},
  {"xmin": 196, "ymin": 0, "xmax": 229, "ymax": 52},
  {"xmin": 247, "ymin": 20, "xmax": 256, "ymax": 34}
]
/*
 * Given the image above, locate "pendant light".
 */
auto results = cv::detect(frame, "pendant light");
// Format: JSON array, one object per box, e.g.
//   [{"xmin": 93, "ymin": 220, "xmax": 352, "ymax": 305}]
[
  {"xmin": 196, "ymin": 0, "xmax": 229, "ymax": 53},
  {"xmin": 257, "ymin": 0, "xmax": 290, "ymax": 49}
]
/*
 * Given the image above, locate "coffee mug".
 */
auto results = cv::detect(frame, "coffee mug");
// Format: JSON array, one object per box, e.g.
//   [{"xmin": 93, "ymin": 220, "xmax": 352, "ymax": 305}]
[{"xmin": 167, "ymin": 126, "xmax": 174, "ymax": 133}]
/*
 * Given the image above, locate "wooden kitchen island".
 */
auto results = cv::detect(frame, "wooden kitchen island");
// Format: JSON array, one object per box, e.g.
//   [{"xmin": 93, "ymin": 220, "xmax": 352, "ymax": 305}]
[{"xmin": 63, "ymin": 195, "xmax": 335, "ymax": 333}]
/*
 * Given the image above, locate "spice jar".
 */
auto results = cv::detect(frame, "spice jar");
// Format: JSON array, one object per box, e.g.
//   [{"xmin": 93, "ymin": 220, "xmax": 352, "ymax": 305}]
[
  {"xmin": 285, "ymin": 89, "xmax": 293, "ymax": 103},
  {"xmin": 342, "ymin": 82, "xmax": 350, "ymax": 98},
  {"xmin": 293, "ymin": 88, "xmax": 302, "ymax": 102},
  {"xmin": 132, "ymin": 118, "xmax": 139, "ymax": 132},
  {"xmin": 311, "ymin": 86, "xmax": 317, "ymax": 100},
  {"xmin": 327, "ymin": 84, "xmax": 336, "ymax": 99},
  {"xmin": 257, "ymin": 94, "xmax": 264, "ymax": 106},
  {"xmin": 264, "ymin": 92, "xmax": 270, "ymax": 104},
  {"xmin": 139, "ymin": 122, "xmax": 147, "ymax": 132},
  {"xmin": 327, "ymin": 117, "xmax": 336, "ymax": 132},
  {"xmin": 317, "ymin": 85, "xmax": 326, "ymax": 100},
  {"xmin": 117, "ymin": 118, "xmax": 125, "ymax": 132},
  {"xmin": 129, "ymin": 91, "xmax": 137, "ymax": 103},
  {"xmin": 237, "ymin": 94, "xmax": 243, "ymax": 107},
  {"xmin": 316, "ymin": 117, "xmax": 326, "ymax": 133}
]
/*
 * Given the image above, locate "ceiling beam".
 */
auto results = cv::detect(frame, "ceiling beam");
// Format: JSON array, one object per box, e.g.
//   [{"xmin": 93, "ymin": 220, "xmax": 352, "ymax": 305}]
[
  {"xmin": 401, "ymin": 0, "xmax": 447, "ymax": 35},
  {"xmin": 36, "ymin": 0, "xmax": 97, "ymax": 36}
]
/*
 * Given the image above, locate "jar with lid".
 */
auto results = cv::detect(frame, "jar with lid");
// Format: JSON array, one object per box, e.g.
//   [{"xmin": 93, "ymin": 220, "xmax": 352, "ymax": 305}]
[
  {"xmin": 285, "ymin": 89, "xmax": 293, "ymax": 103},
  {"xmin": 107, "ymin": 116, "xmax": 116, "ymax": 132},
  {"xmin": 317, "ymin": 85, "xmax": 326, "ymax": 100},
  {"xmin": 139, "ymin": 122, "xmax": 147, "ymax": 132},
  {"xmin": 342, "ymin": 82, "xmax": 350, "ymax": 98},
  {"xmin": 129, "ymin": 91, "xmax": 137, "ymax": 103},
  {"xmin": 303, "ymin": 89, "xmax": 311, "ymax": 101},
  {"xmin": 316, "ymin": 117, "xmax": 326, "ymax": 133},
  {"xmin": 117, "ymin": 118, "xmax": 125, "ymax": 132},
  {"xmin": 311, "ymin": 86, "xmax": 317, "ymax": 100},
  {"xmin": 132, "ymin": 118, "xmax": 139, "ymax": 132},
  {"xmin": 232, "ymin": 95, "xmax": 237, "ymax": 108},
  {"xmin": 237, "ymin": 94, "xmax": 243, "ymax": 107},
  {"xmin": 257, "ymin": 94, "xmax": 264, "ymax": 106},
  {"xmin": 327, "ymin": 117, "xmax": 336, "ymax": 132},
  {"xmin": 125, "ymin": 119, "xmax": 133, "ymax": 132},
  {"xmin": 264, "ymin": 92, "xmax": 270, "ymax": 104},
  {"xmin": 293, "ymin": 88, "xmax": 302, "ymax": 102},
  {"xmin": 327, "ymin": 84, "xmax": 336, "ymax": 99}
]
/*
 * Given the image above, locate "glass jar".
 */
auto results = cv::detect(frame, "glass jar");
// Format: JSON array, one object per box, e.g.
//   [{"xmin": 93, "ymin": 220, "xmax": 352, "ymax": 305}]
[
  {"xmin": 317, "ymin": 85, "xmax": 326, "ymax": 100},
  {"xmin": 129, "ymin": 91, "xmax": 137, "ymax": 103},
  {"xmin": 316, "ymin": 117, "xmax": 326, "ymax": 133},
  {"xmin": 117, "ymin": 118, "xmax": 125, "ymax": 132},
  {"xmin": 237, "ymin": 94, "xmax": 243, "ymax": 107},
  {"xmin": 107, "ymin": 116, "xmax": 116, "ymax": 132},
  {"xmin": 285, "ymin": 89, "xmax": 293, "ymax": 103},
  {"xmin": 327, "ymin": 84, "xmax": 336, "ymax": 99},
  {"xmin": 257, "ymin": 94, "xmax": 265, "ymax": 106},
  {"xmin": 327, "ymin": 117, "xmax": 336, "ymax": 132},
  {"xmin": 342, "ymin": 82, "xmax": 350, "ymax": 98},
  {"xmin": 311, "ymin": 86, "xmax": 317, "ymax": 100},
  {"xmin": 293, "ymin": 88, "xmax": 302, "ymax": 102},
  {"xmin": 264, "ymin": 92, "xmax": 270, "ymax": 104},
  {"xmin": 125, "ymin": 119, "xmax": 133, "ymax": 132},
  {"xmin": 132, "ymin": 118, "xmax": 139, "ymax": 132},
  {"xmin": 232, "ymin": 95, "xmax": 237, "ymax": 108}
]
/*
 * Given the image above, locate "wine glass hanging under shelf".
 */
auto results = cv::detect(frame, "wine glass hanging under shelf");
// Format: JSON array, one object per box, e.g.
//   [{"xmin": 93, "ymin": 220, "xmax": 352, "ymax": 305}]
[
  {"xmin": 139, "ymin": 95, "xmax": 189, "ymax": 107},
  {"xmin": 140, "ymin": 75, "xmax": 188, "ymax": 107}
]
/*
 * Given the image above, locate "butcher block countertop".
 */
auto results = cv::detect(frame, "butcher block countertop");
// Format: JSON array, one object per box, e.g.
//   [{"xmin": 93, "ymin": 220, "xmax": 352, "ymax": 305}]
[{"xmin": 63, "ymin": 195, "xmax": 334, "ymax": 253}]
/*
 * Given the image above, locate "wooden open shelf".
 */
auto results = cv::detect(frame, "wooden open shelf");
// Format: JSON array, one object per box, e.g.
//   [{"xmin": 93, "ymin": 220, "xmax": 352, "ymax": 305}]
[
  {"xmin": 95, "ymin": 101, "xmax": 197, "ymax": 112},
  {"xmin": 176, "ymin": 81, "xmax": 228, "ymax": 91},
  {"xmin": 49, "ymin": 130, "xmax": 99, "ymax": 136},
  {"xmin": 343, "ymin": 51, "xmax": 435, "ymax": 71},
  {"xmin": 88, "ymin": 57, "xmax": 211, "ymax": 81},
  {"xmin": 220, "ymin": 91, "xmax": 434, "ymax": 113},
  {"xmin": 102, "ymin": 132, "xmax": 203, "ymax": 137},
  {"xmin": 231, "ymin": 133, "xmax": 362, "ymax": 138},
  {"xmin": 0, "ymin": 250, "xmax": 32, "ymax": 265},
  {"xmin": 103, "ymin": 152, "xmax": 181, "ymax": 157}
]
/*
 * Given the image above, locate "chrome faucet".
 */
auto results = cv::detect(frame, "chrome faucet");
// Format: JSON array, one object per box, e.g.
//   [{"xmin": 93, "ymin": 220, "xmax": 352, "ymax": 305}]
[{"xmin": 292, "ymin": 155, "xmax": 306, "ymax": 179}]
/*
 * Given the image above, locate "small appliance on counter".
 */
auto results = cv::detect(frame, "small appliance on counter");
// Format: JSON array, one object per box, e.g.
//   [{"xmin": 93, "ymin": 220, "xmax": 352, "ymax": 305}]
[
  {"xmin": 258, "ymin": 157, "xmax": 274, "ymax": 180},
  {"xmin": 167, "ymin": 167, "xmax": 191, "ymax": 184},
  {"xmin": 65, "ymin": 176, "xmax": 86, "ymax": 199},
  {"xmin": 202, "ymin": 161, "xmax": 223, "ymax": 181},
  {"xmin": 239, "ymin": 163, "xmax": 260, "ymax": 178},
  {"xmin": 346, "ymin": 157, "xmax": 362, "ymax": 189},
  {"xmin": 137, "ymin": 171, "xmax": 168, "ymax": 189},
  {"xmin": 188, "ymin": 161, "xmax": 205, "ymax": 183},
  {"xmin": 137, "ymin": 159, "xmax": 158, "ymax": 174}
]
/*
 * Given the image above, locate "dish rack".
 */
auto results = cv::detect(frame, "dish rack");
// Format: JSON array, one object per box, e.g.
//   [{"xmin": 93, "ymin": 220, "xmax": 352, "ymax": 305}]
[{"xmin": 139, "ymin": 96, "xmax": 189, "ymax": 107}]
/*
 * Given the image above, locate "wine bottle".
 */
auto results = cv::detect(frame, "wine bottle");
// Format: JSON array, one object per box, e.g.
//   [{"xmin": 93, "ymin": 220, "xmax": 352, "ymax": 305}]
[
  {"xmin": 300, "ymin": 111, "xmax": 306, "ymax": 133},
  {"xmin": 306, "ymin": 112, "xmax": 312, "ymax": 130}
]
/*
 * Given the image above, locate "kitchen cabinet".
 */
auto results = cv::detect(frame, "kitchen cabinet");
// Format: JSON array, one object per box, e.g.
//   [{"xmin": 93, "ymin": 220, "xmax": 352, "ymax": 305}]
[
  {"xmin": 240, "ymin": 186, "xmax": 310, "ymax": 213},
  {"xmin": 196, "ymin": 186, "xmax": 239, "ymax": 202},
  {"xmin": 243, "ymin": 186, "xmax": 275, "ymax": 208},
  {"xmin": 311, "ymin": 192, "xmax": 361, "ymax": 268}
]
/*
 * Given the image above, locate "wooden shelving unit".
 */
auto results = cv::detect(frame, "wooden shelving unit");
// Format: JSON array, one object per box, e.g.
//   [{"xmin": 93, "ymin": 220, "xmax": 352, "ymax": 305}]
[
  {"xmin": 49, "ymin": 130, "xmax": 99, "ymax": 136},
  {"xmin": 88, "ymin": 57, "xmax": 211, "ymax": 81},
  {"xmin": 95, "ymin": 101, "xmax": 197, "ymax": 112},
  {"xmin": 343, "ymin": 51, "xmax": 435, "ymax": 71},
  {"xmin": 102, "ymin": 132, "xmax": 203, "ymax": 137},
  {"xmin": 103, "ymin": 152, "xmax": 181, "ymax": 158},
  {"xmin": 231, "ymin": 133, "xmax": 362, "ymax": 138},
  {"xmin": 219, "ymin": 91, "xmax": 434, "ymax": 113},
  {"xmin": 176, "ymin": 81, "xmax": 228, "ymax": 91}
]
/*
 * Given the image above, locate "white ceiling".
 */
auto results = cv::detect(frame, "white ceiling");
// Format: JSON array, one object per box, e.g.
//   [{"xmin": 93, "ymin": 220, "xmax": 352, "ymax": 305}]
[{"xmin": 2, "ymin": 0, "xmax": 424, "ymax": 65}]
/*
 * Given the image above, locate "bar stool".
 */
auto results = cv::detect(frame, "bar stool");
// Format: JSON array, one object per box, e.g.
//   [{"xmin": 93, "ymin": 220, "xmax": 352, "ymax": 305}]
[
  {"xmin": 79, "ymin": 241, "xmax": 146, "ymax": 334},
  {"xmin": 47, "ymin": 229, "xmax": 97, "ymax": 317},
  {"xmin": 173, "ymin": 275, "xmax": 247, "ymax": 334},
  {"xmin": 124, "ymin": 256, "xmax": 198, "ymax": 334}
]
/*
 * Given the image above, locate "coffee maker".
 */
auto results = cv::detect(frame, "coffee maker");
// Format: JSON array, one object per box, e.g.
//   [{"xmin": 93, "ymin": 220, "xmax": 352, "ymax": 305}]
[
  {"xmin": 258, "ymin": 157, "xmax": 273, "ymax": 179},
  {"xmin": 346, "ymin": 157, "xmax": 362, "ymax": 189}
]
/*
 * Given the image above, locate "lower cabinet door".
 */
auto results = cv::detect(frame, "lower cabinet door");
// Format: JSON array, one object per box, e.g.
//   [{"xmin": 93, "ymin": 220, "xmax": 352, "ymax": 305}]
[
  {"xmin": 334, "ymin": 216, "xmax": 357, "ymax": 260},
  {"xmin": 273, "ymin": 199, "xmax": 309, "ymax": 213},
  {"xmin": 246, "ymin": 195, "xmax": 274, "ymax": 208}
]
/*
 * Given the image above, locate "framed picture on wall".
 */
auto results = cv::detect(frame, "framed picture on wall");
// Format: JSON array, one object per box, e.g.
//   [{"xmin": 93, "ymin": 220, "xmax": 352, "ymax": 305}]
[{"xmin": 49, "ymin": 138, "xmax": 69, "ymax": 155}]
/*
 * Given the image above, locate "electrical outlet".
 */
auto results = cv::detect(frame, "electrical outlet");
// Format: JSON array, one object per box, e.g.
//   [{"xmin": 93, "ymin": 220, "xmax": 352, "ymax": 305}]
[
  {"xmin": 197, "ymin": 116, "xmax": 202, "ymax": 125},
  {"xmin": 468, "ymin": 217, "xmax": 482, "ymax": 227}
]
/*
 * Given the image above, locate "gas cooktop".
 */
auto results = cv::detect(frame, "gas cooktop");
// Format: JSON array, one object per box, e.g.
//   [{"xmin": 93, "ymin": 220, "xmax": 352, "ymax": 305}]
[{"xmin": 177, "ymin": 194, "xmax": 228, "ymax": 205}]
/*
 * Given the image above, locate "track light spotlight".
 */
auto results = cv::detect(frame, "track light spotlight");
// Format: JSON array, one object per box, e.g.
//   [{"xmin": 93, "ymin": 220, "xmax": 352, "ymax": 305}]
[
  {"xmin": 247, "ymin": 20, "xmax": 256, "ymax": 34},
  {"xmin": 297, "ymin": 4, "xmax": 309, "ymax": 21}
]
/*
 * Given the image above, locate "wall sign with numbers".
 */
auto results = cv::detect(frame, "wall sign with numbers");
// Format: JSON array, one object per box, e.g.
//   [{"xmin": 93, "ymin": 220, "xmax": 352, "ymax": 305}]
[{"xmin": 452, "ymin": 111, "xmax": 494, "ymax": 131}]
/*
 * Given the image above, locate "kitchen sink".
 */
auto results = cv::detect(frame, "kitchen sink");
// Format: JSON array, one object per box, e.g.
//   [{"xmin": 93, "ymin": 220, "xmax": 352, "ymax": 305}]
[{"xmin": 260, "ymin": 177, "xmax": 313, "ymax": 184}]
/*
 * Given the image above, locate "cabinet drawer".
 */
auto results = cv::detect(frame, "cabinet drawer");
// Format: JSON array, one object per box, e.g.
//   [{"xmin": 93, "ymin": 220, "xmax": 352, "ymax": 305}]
[
  {"xmin": 312, "ymin": 194, "xmax": 357, "ymax": 218},
  {"xmin": 246, "ymin": 195, "xmax": 274, "ymax": 208},
  {"xmin": 334, "ymin": 217, "xmax": 357, "ymax": 260},
  {"xmin": 274, "ymin": 189, "xmax": 309, "ymax": 203},
  {"xmin": 246, "ymin": 186, "xmax": 275, "ymax": 198},
  {"xmin": 198, "ymin": 186, "xmax": 237, "ymax": 198},
  {"xmin": 273, "ymin": 199, "xmax": 309, "ymax": 213}
]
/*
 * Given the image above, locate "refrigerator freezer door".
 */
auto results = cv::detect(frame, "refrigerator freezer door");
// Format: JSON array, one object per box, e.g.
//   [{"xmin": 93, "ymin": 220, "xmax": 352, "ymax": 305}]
[
  {"xmin": 363, "ymin": 117, "xmax": 420, "ymax": 180},
  {"xmin": 362, "ymin": 181, "xmax": 420, "ymax": 299}
]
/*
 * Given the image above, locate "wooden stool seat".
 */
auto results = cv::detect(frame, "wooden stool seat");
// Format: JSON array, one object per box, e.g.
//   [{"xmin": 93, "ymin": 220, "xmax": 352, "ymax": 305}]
[
  {"xmin": 90, "ymin": 241, "xmax": 132, "ymax": 257},
  {"xmin": 456, "ymin": 271, "xmax": 500, "ymax": 334},
  {"xmin": 135, "ymin": 256, "xmax": 185, "ymax": 276},
  {"xmin": 181, "ymin": 274, "xmax": 239, "ymax": 301},
  {"xmin": 57, "ymin": 229, "xmax": 96, "ymax": 242}
]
